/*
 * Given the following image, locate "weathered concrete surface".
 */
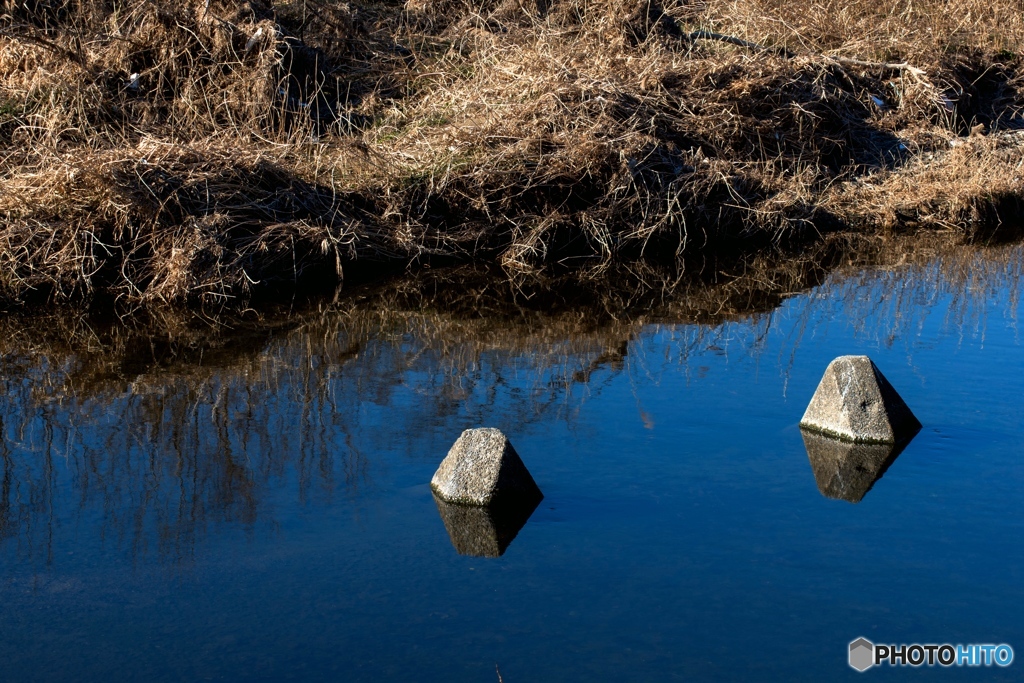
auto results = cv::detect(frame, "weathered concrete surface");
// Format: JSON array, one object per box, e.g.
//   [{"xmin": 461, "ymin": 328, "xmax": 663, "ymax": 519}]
[
  {"xmin": 800, "ymin": 355, "xmax": 921, "ymax": 443},
  {"xmin": 430, "ymin": 428, "xmax": 543, "ymax": 506},
  {"xmin": 801, "ymin": 428, "xmax": 912, "ymax": 503},
  {"xmin": 433, "ymin": 494, "xmax": 540, "ymax": 557}
]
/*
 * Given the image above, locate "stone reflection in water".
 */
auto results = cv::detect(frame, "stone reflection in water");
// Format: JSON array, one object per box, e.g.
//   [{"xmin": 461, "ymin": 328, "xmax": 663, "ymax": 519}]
[
  {"xmin": 433, "ymin": 493, "xmax": 541, "ymax": 557},
  {"xmin": 800, "ymin": 428, "xmax": 918, "ymax": 503}
]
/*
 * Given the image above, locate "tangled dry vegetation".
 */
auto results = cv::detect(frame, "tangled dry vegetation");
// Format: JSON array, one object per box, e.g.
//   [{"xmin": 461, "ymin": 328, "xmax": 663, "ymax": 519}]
[{"xmin": 1, "ymin": 0, "xmax": 1023, "ymax": 309}]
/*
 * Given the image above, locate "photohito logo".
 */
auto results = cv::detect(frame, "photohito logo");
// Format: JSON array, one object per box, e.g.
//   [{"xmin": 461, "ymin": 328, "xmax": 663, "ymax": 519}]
[
  {"xmin": 848, "ymin": 638, "xmax": 1014, "ymax": 672},
  {"xmin": 849, "ymin": 638, "xmax": 874, "ymax": 672}
]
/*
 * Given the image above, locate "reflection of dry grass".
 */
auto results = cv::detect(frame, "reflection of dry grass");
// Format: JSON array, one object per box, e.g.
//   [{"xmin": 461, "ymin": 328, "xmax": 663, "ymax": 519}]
[
  {"xmin": 0, "ymin": 237, "xmax": 1021, "ymax": 561},
  {"xmin": 806, "ymin": 235, "xmax": 1024, "ymax": 346},
  {"xmin": 1, "ymin": 0, "xmax": 1022, "ymax": 308},
  {"xmin": 0, "ymin": 231, "xmax": 1020, "ymax": 396}
]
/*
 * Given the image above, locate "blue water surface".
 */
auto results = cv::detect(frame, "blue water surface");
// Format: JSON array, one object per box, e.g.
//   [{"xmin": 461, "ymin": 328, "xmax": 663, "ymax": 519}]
[{"xmin": 0, "ymin": 247, "xmax": 1022, "ymax": 681}]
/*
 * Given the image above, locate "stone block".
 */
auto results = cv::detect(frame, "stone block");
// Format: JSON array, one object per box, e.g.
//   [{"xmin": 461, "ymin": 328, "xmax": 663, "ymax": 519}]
[
  {"xmin": 800, "ymin": 355, "xmax": 921, "ymax": 443},
  {"xmin": 430, "ymin": 428, "xmax": 543, "ymax": 506}
]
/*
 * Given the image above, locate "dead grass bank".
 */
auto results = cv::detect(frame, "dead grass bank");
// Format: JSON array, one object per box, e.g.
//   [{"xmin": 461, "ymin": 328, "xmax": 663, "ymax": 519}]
[{"xmin": 1, "ymin": 0, "xmax": 1023, "ymax": 309}]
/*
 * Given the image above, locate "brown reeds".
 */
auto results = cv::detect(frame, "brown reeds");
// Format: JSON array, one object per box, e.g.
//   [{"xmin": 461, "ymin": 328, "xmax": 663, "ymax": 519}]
[{"xmin": 1, "ymin": 0, "xmax": 1022, "ymax": 310}]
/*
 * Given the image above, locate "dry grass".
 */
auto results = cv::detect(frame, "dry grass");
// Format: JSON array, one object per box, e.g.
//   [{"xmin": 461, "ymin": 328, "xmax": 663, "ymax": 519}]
[{"xmin": 1, "ymin": 0, "xmax": 1022, "ymax": 309}]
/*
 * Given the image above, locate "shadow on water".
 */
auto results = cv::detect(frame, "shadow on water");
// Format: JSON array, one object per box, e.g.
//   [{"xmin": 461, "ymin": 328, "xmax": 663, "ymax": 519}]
[
  {"xmin": 0, "ymin": 234, "xmax": 1022, "ymax": 566},
  {"xmin": 800, "ymin": 428, "xmax": 920, "ymax": 504}
]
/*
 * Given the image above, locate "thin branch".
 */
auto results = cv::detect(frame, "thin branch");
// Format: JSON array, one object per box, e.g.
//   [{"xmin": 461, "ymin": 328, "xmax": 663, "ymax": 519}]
[
  {"xmin": 830, "ymin": 56, "xmax": 927, "ymax": 79},
  {"xmin": 0, "ymin": 27, "xmax": 90, "ymax": 70},
  {"xmin": 674, "ymin": 25, "xmax": 927, "ymax": 79}
]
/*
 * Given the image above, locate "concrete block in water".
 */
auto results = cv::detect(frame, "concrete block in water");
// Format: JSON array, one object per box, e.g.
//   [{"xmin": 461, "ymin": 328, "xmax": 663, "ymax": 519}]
[
  {"xmin": 430, "ymin": 428, "xmax": 543, "ymax": 506},
  {"xmin": 433, "ymin": 494, "xmax": 540, "ymax": 557},
  {"xmin": 800, "ymin": 355, "xmax": 921, "ymax": 443},
  {"xmin": 801, "ymin": 428, "xmax": 914, "ymax": 503}
]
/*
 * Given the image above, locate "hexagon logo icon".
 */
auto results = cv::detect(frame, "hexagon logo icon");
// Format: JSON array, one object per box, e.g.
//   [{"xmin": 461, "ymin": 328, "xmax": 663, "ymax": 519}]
[{"xmin": 849, "ymin": 637, "xmax": 875, "ymax": 672}]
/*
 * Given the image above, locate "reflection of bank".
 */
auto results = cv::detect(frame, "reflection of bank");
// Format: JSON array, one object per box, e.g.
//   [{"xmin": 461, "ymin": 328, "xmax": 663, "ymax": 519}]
[
  {"xmin": 433, "ymin": 494, "xmax": 541, "ymax": 557},
  {"xmin": 800, "ymin": 428, "xmax": 919, "ymax": 503}
]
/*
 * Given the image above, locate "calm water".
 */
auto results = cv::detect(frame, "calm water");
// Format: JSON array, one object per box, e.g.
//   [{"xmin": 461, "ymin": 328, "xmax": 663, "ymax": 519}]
[{"xmin": 1, "ymin": 246, "xmax": 1023, "ymax": 681}]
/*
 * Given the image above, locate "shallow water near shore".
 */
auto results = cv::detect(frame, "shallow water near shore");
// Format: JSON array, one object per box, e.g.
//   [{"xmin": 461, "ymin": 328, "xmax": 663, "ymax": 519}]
[{"xmin": 1, "ymin": 244, "xmax": 1023, "ymax": 681}]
